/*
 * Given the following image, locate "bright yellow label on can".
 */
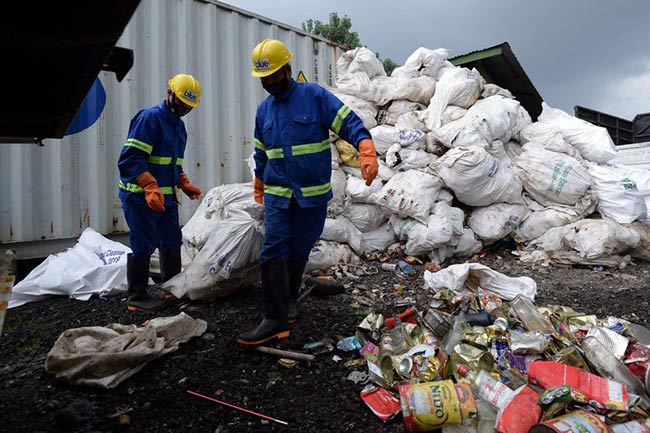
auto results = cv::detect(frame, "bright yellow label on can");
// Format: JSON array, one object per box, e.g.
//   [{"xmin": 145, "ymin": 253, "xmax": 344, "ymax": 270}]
[{"xmin": 399, "ymin": 380, "xmax": 462, "ymax": 432}]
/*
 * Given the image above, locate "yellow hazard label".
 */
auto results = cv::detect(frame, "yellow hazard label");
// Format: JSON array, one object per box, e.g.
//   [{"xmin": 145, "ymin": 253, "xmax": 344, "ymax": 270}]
[{"xmin": 297, "ymin": 71, "xmax": 308, "ymax": 83}]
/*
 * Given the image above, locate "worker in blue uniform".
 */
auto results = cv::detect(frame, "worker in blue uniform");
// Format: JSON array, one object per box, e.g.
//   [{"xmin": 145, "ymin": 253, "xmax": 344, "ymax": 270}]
[
  {"xmin": 117, "ymin": 74, "xmax": 203, "ymax": 312},
  {"xmin": 237, "ymin": 40, "xmax": 379, "ymax": 345}
]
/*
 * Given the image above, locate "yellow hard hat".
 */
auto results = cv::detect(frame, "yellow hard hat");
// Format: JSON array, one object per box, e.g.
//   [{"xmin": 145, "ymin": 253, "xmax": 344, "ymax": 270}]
[
  {"xmin": 168, "ymin": 74, "xmax": 201, "ymax": 107},
  {"xmin": 251, "ymin": 39, "xmax": 293, "ymax": 78}
]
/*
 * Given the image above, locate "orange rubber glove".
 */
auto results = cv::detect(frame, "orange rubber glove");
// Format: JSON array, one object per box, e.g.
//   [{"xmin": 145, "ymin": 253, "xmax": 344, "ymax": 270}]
[
  {"xmin": 178, "ymin": 173, "xmax": 202, "ymax": 200},
  {"xmin": 254, "ymin": 177, "xmax": 264, "ymax": 204},
  {"xmin": 358, "ymin": 138, "xmax": 379, "ymax": 186},
  {"xmin": 136, "ymin": 171, "xmax": 165, "ymax": 212}
]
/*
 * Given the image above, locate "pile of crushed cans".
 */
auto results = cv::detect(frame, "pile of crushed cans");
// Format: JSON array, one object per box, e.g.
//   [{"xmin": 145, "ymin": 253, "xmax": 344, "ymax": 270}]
[{"xmin": 342, "ymin": 282, "xmax": 650, "ymax": 432}]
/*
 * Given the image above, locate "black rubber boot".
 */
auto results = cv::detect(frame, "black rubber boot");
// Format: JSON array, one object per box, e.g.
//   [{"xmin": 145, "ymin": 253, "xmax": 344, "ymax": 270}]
[
  {"xmin": 287, "ymin": 262, "xmax": 305, "ymax": 324},
  {"xmin": 126, "ymin": 254, "xmax": 167, "ymax": 312},
  {"xmin": 159, "ymin": 247, "xmax": 182, "ymax": 282},
  {"xmin": 158, "ymin": 247, "xmax": 182, "ymax": 299},
  {"xmin": 237, "ymin": 260, "xmax": 290, "ymax": 345}
]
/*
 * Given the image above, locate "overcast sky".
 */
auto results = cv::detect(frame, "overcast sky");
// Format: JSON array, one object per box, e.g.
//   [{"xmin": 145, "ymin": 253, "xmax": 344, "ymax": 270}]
[{"xmin": 223, "ymin": 0, "xmax": 650, "ymax": 120}]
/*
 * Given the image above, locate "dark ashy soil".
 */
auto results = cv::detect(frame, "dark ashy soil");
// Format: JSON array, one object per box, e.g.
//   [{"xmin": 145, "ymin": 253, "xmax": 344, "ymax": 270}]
[{"xmin": 2, "ymin": 249, "xmax": 650, "ymax": 433}]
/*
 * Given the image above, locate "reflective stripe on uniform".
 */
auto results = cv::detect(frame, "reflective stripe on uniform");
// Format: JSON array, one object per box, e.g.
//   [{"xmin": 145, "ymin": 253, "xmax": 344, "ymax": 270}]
[
  {"xmin": 331, "ymin": 105, "xmax": 352, "ymax": 134},
  {"xmin": 148, "ymin": 156, "xmax": 184, "ymax": 165},
  {"xmin": 124, "ymin": 138, "xmax": 153, "ymax": 154},
  {"xmin": 264, "ymin": 184, "xmax": 292, "ymax": 198},
  {"xmin": 266, "ymin": 148, "xmax": 284, "ymax": 159},
  {"xmin": 254, "ymin": 138, "xmax": 266, "ymax": 151},
  {"xmin": 291, "ymin": 140, "xmax": 330, "ymax": 156},
  {"xmin": 119, "ymin": 180, "xmax": 175, "ymax": 195},
  {"xmin": 301, "ymin": 182, "xmax": 331, "ymax": 197}
]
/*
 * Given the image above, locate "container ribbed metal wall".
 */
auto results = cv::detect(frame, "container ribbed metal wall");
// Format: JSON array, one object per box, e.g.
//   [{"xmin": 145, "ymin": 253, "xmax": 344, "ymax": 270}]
[{"xmin": 0, "ymin": 0, "xmax": 340, "ymax": 255}]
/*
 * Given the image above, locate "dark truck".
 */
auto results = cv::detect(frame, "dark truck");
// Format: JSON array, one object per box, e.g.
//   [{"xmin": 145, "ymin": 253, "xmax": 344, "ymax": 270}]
[
  {"xmin": 0, "ymin": 0, "xmax": 141, "ymax": 144},
  {"xmin": 574, "ymin": 105, "xmax": 650, "ymax": 146}
]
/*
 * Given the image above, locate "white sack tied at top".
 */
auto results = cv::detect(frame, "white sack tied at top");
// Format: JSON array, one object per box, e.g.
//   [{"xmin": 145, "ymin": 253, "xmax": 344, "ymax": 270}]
[
  {"xmin": 513, "ymin": 143, "xmax": 592, "ymax": 207},
  {"xmin": 162, "ymin": 207, "xmax": 264, "ymax": 301},
  {"xmin": 423, "ymin": 67, "xmax": 484, "ymax": 130},
  {"xmin": 433, "ymin": 95, "xmax": 531, "ymax": 148},
  {"xmin": 527, "ymin": 218, "xmax": 641, "ymax": 259},
  {"xmin": 434, "ymin": 146, "xmax": 523, "ymax": 207},
  {"xmin": 9, "ymin": 228, "xmax": 130, "ymax": 309},
  {"xmin": 468, "ymin": 203, "xmax": 531, "ymax": 244},
  {"xmin": 538, "ymin": 102, "xmax": 617, "ymax": 164},
  {"xmin": 588, "ymin": 163, "xmax": 647, "ymax": 224},
  {"xmin": 371, "ymin": 170, "xmax": 445, "ymax": 223},
  {"xmin": 515, "ymin": 192, "xmax": 597, "ymax": 242},
  {"xmin": 370, "ymin": 124, "xmax": 426, "ymax": 155},
  {"xmin": 390, "ymin": 202, "xmax": 464, "ymax": 256},
  {"xmin": 306, "ymin": 240, "xmax": 360, "ymax": 272},
  {"xmin": 391, "ymin": 47, "xmax": 451, "ymax": 80},
  {"xmin": 423, "ymin": 263, "xmax": 537, "ymax": 301}
]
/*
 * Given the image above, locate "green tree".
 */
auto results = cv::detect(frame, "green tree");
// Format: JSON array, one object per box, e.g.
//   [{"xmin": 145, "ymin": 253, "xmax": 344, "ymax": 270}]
[
  {"xmin": 302, "ymin": 12, "xmax": 361, "ymax": 49},
  {"xmin": 382, "ymin": 58, "xmax": 398, "ymax": 76}
]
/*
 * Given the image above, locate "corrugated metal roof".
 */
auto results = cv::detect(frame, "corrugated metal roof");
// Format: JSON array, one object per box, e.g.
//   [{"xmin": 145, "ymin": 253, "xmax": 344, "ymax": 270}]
[{"xmin": 451, "ymin": 42, "xmax": 544, "ymax": 120}]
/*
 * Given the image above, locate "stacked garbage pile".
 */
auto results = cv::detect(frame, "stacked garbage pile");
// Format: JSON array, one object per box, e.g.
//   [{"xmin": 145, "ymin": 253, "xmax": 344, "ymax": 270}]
[
  {"xmin": 319, "ymin": 46, "xmax": 650, "ymax": 270},
  {"xmin": 338, "ymin": 263, "xmax": 650, "ymax": 432}
]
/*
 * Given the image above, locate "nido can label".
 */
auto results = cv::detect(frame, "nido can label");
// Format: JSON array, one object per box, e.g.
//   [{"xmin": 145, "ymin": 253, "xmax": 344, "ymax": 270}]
[{"xmin": 398, "ymin": 380, "xmax": 470, "ymax": 432}]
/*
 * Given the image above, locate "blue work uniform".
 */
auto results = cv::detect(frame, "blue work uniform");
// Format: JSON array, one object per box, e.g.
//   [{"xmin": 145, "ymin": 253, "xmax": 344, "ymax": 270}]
[
  {"xmin": 117, "ymin": 101, "xmax": 186, "ymax": 257},
  {"xmin": 254, "ymin": 79, "xmax": 371, "ymax": 266}
]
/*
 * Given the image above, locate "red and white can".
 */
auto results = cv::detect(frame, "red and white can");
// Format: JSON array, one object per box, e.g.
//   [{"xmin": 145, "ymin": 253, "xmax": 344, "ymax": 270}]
[{"xmin": 624, "ymin": 341, "xmax": 650, "ymax": 395}]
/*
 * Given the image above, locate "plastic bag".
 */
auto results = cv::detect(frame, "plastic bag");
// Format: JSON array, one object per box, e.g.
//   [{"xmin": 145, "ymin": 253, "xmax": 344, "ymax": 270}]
[
  {"xmin": 513, "ymin": 143, "xmax": 592, "ymax": 206},
  {"xmin": 589, "ymin": 163, "xmax": 647, "ymax": 224},
  {"xmin": 306, "ymin": 240, "xmax": 360, "ymax": 272},
  {"xmin": 383, "ymin": 100, "xmax": 426, "ymax": 126},
  {"xmin": 538, "ymin": 102, "xmax": 616, "ymax": 164},
  {"xmin": 345, "ymin": 175, "xmax": 384, "ymax": 204},
  {"xmin": 392, "ymin": 47, "xmax": 451, "ymax": 79},
  {"xmin": 516, "ymin": 192, "xmax": 597, "ymax": 241},
  {"xmin": 433, "ymin": 95, "xmax": 530, "ymax": 148},
  {"xmin": 162, "ymin": 210, "xmax": 264, "ymax": 300},
  {"xmin": 385, "ymin": 144, "xmax": 437, "ymax": 171},
  {"xmin": 370, "ymin": 124, "xmax": 426, "ymax": 155},
  {"xmin": 371, "ymin": 170, "xmax": 445, "ymax": 223},
  {"xmin": 9, "ymin": 228, "xmax": 131, "ymax": 308},
  {"xmin": 337, "ymin": 47, "xmax": 386, "ymax": 78},
  {"xmin": 528, "ymin": 218, "xmax": 641, "ymax": 259},
  {"xmin": 343, "ymin": 203, "xmax": 389, "ymax": 232},
  {"xmin": 423, "ymin": 263, "xmax": 537, "ymax": 301},
  {"xmin": 468, "ymin": 203, "xmax": 531, "ymax": 244},
  {"xmin": 182, "ymin": 183, "xmax": 255, "ymax": 250},
  {"xmin": 434, "ymin": 146, "xmax": 523, "ymax": 207},
  {"xmin": 423, "ymin": 67, "xmax": 484, "ymax": 130}
]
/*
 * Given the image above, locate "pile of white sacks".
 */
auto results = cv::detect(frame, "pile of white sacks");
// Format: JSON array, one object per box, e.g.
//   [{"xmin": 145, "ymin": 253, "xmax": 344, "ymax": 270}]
[
  {"xmin": 166, "ymin": 46, "xmax": 650, "ymax": 300},
  {"xmin": 318, "ymin": 46, "xmax": 650, "ymax": 266}
]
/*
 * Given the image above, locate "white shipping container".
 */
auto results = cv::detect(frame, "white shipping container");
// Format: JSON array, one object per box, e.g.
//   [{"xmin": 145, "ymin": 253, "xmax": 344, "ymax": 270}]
[{"xmin": 0, "ymin": 0, "xmax": 342, "ymax": 257}]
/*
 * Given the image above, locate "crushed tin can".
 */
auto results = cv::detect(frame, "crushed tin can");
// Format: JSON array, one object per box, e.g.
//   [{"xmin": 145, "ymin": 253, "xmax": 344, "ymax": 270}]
[
  {"xmin": 360, "ymin": 385, "xmax": 402, "ymax": 423},
  {"xmin": 528, "ymin": 360, "xmax": 629, "ymax": 412},
  {"xmin": 449, "ymin": 343, "xmax": 494, "ymax": 376},
  {"xmin": 529, "ymin": 409, "xmax": 609, "ymax": 433},
  {"xmin": 509, "ymin": 330, "xmax": 549, "ymax": 355},
  {"xmin": 495, "ymin": 385, "xmax": 542, "ymax": 433},
  {"xmin": 550, "ymin": 345, "xmax": 589, "ymax": 371},
  {"xmin": 423, "ymin": 308, "xmax": 452, "ymax": 340},
  {"xmin": 398, "ymin": 380, "xmax": 476, "ymax": 432}
]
